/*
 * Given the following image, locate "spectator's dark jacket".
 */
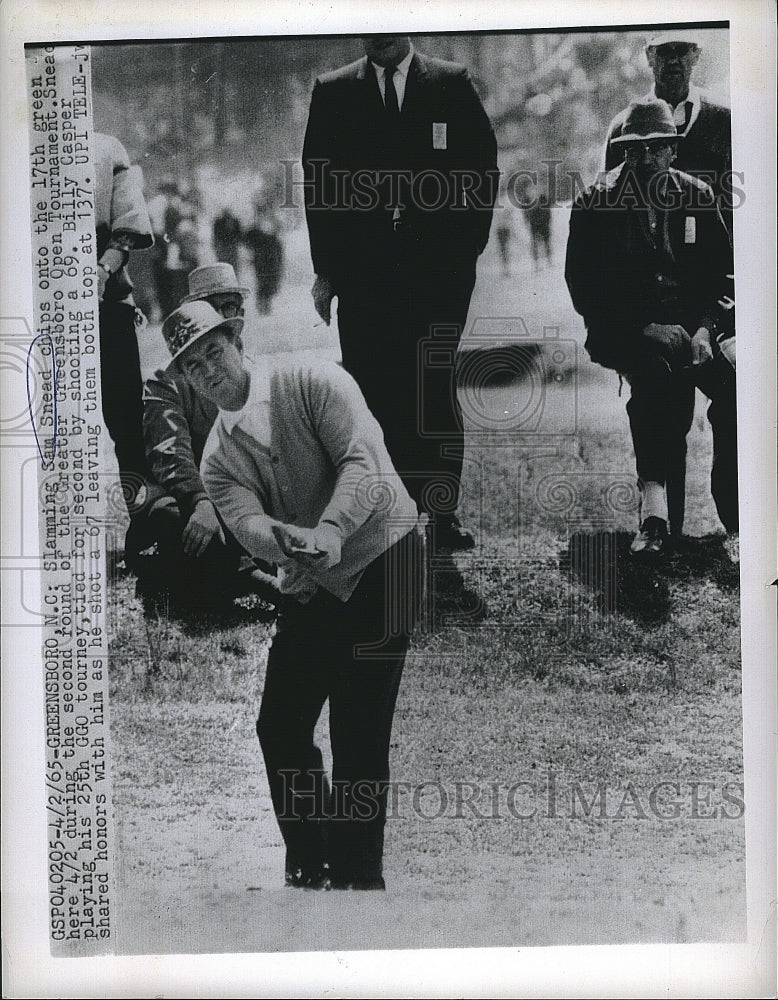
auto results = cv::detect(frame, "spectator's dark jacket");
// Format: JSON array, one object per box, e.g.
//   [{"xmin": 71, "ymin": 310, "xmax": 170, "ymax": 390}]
[
  {"xmin": 142, "ymin": 369, "xmax": 218, "ymax": 517},
  {"xmin": 565, "ymin": 163, "xmax": 733, "ymax": 371}
]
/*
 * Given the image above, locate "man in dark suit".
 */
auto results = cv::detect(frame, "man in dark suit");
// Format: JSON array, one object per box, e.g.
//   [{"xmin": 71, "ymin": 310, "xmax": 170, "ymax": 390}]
[
  {"xmin": 604, "ymin": 30, "xmax": 733, "ymax": 224},
  {"xmin": 302, "ymin": 35, "xmax": 499, "ymax": 550},
  {"xmin": 566, "ymin": 100, "xmax": 737, "ymax": 558}
]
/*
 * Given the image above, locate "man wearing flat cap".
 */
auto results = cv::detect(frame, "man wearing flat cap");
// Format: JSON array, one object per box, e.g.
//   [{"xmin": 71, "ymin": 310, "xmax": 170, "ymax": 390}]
[
  {"xmin": 139, "ymin": 263, "xmax": 270, "ymax": 614},
  {"xmin": 159, "ymin": 298, "xmax": 425, "ymax": 890},
  {"xmin": 566, "ymin": 99, "xmax": 737, "ymax": 557},
  {"xmin": 604, "ymin": 29, "xmax": 733, "ymax": 221}
]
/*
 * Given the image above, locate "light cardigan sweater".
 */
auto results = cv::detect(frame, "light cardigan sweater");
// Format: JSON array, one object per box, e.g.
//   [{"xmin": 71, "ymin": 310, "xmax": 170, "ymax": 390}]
[{"xmin": 201, "ymin": 359, "xmax": 418, "ymax": 601}]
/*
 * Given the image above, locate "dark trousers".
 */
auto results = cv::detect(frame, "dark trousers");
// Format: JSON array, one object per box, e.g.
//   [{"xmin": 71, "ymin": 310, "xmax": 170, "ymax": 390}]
[
  {"xmin": 257, "ymin": 528, "xmax": 425, "ymax": 884},
  {"xmin": 99, "ymin": 301, "xmax": 152, "ymax": 511},
  {"xmin": 624, "ymin": 342, "xmax": 738, "ymax": 533},
  {"xmin": 695, "ymin": 356, "xmax": 739, "ymax": 532},
  {"xmin": 137, "ymin": 498, "xmax": 245, "ymax": 610},
  {"xmin": 336, "ymin": 243, "xmax": 477, "ymax": 520}
]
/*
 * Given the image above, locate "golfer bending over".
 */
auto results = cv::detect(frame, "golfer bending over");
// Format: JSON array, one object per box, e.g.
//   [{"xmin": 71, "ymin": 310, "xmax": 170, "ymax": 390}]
[{"xmin": 160, "ymin": 300, "xmax": 425, "ymax": 890}]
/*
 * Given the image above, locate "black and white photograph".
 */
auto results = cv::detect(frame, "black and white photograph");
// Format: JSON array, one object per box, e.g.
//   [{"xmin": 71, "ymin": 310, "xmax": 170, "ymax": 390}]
[{"xmin": 2, "ymin": 0, "xmax": 775, "ymax": 996}]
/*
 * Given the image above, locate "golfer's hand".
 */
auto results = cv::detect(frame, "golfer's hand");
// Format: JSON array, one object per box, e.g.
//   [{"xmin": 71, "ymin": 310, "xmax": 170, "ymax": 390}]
[
  {"xmin": 271, "ymin": 523, "xmax": 341, "ymax": 571},
  {"xmin": 690, "ymin": 327, "xmax": 713, "ymax": 366},
  {"xmin": 97, "ymin": 264, "xmax": 109, "ymax": 302},
  {"xmin": 643, "ymin": 323, "xmax": 692, "ymax": 362},
  {"xmin": 182, "ymin": 499, "xmax": 224, "ymax": 557},
  {"xmin": 311, "ymin": 275, "xmax": 335, "ymax": 325}
]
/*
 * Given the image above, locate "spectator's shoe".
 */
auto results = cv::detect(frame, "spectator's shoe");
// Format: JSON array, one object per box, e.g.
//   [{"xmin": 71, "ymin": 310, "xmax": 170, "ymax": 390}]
[
  {"xmin": 629, "ymin": 517, "xmax": 668, "ymax": 557},
  {"xmin": 122, "ymin": 517, "xmax": 156, "ymax": 576},
  {"xmin": 723, "ymin": 531, "xmax": 740, "ymax": 564},
  {"xmin": 123, "ymin": 481, "xmax": 168, "ymax": 573},
  {"xmin": 284, "ymin": 864, "xmax": 330, "ymax": 890},
  {"xmin": 328, "ymin": 876, "xmax": 386, "ymax": 891},
  {"xmin": 435, "ymin": 516, "xmax": 476, "ymax": 552}
]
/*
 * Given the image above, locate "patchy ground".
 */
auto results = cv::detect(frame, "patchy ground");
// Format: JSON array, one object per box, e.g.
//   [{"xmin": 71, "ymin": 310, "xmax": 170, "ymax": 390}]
[{"xmin": 108, "ymin": 238, "xmax": 745, "ymax": 955}]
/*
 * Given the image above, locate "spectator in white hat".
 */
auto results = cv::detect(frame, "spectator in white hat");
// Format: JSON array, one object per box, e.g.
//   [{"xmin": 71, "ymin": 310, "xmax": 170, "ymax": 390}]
[
  {"xmin": 138, "ymin": 264, "xmax": 270, "ymax": 617},
  {"xmin": 604, "ymin": 29, "xmax": 733, "ymax": 226}
]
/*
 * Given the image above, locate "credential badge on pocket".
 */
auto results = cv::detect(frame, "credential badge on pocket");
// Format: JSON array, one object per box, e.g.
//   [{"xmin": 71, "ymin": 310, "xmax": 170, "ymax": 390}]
[
  {"xmin": 684, "ymin": 216, "xmax": 696, "ymax": 243},
  {"xmin": 432, "ymin": 122, "xmax": 447, "ymax": 149}
]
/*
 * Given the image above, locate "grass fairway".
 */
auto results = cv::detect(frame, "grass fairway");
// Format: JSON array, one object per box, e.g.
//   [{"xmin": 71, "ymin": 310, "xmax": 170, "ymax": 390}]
[
  {"xmin": 109, "ymin": 248, "xmax": 744, "ymax": 954},
  {"xmin": 108, "ymin": 379, "xmax": 744, "ymax": 954}
]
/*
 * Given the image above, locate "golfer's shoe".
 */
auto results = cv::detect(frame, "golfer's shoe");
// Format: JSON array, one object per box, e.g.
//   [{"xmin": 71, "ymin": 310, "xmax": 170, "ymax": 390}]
[
  {"xmin": 328, "ymin": 875, "xmax": 386, "ymax": 891},
  {"xmin": 723, "ymin": 531, "xmax": 739, "ymax": 564},
  {"xmin": 629, "ymin": 516, "xmax": 668, "ymax": 557},
  {"xmin": 284, "ymin": 864, "xmax": 330, "ymax": 890},
  {"xmin": 435, "ymin": 516, "xmax": 476, "ymax": 552}
]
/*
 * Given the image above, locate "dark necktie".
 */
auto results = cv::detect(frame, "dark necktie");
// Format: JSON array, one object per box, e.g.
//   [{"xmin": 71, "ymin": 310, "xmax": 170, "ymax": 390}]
[{"xmin": 384, "ymin": 65, "xmax": 399, "ymax": 117}]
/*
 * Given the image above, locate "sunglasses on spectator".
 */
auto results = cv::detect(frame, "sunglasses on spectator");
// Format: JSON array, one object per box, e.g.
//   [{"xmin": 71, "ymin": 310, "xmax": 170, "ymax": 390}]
[{"xmin": 625, "ymin": 139, "xmax": 679, "ymax": 153}]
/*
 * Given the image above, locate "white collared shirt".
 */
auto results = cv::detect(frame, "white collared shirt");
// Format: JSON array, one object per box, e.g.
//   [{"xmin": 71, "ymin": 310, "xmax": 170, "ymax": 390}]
[
  {"xmin": 370, "ymin": 44, "xmax": 414, "ymax": 110},
  {"xmin": 649, "ymin": 83, "xmax": 702, "ymax": 135},
  {"xmin": 220, "ymin": 358, "xmax": 272, "ymax": 448}
]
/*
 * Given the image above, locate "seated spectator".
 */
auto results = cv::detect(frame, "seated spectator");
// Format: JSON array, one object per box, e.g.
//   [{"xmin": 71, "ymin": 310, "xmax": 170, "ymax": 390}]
[{"xmin": 138, "ymin": 263, "xmax": 276, "ymax": 616}]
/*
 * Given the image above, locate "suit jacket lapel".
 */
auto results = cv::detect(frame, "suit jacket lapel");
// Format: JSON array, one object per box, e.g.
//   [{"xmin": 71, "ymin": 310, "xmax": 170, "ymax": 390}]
[
  {"xmin": 356, "ymin": 55, "xmax": 388, "ymax": 117},
  {"xmin": 402, "ymin": 51, "xmax": 428, "ymax": 117}
]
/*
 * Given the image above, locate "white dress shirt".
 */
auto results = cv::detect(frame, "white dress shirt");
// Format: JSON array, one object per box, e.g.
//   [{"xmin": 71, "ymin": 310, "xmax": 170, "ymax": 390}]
[
  {"xmin": 220, "ymin": 359, "xmax": 272, "ymax": 449},
  {"xmin": 370, "ymin": 44, "xmax": 415, "ymax": 111},
  {"xmin": 370, "ymin": 46, "xmax": 415, "ymax": 220},
  {"xmin": 650, "ymin": 83, "xmax": 702, "ymax": 136}
]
